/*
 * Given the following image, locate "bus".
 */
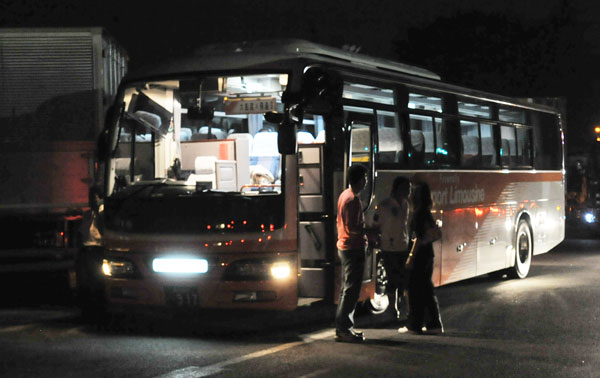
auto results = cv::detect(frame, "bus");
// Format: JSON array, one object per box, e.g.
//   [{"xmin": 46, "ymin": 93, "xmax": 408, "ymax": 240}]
[{"xmin": 78, "ymin": 39, "xmax": 564, "ymax": 316}]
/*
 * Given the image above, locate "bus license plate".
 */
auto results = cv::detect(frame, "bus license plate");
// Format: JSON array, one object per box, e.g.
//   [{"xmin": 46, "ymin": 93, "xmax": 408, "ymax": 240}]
[{"xmin": 164, "ymin": 287, "xmax": 200, "ymax": 307}]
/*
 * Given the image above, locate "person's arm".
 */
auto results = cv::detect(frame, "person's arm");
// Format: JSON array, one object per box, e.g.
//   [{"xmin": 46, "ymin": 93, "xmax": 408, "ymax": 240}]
[
  {"xmin": 342, "ymin": 198, "xmax": 364, "ymax": 236},
  {"xmin": 365, "ymin": 206, "xmax": 382, "ymax": 247},
  {"xmin": 405, "ymin": 237, "xmax": 419, "ymax": 270},
  {"xmin": 418, "ymin": 213, "xmax": 441, "ymax": 244},
  {"xmin": 423, "ymin": 224, "xmax": 442, "ymax": 243}
]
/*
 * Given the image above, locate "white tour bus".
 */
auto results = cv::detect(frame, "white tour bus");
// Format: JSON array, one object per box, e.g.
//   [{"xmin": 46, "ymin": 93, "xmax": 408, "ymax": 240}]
[{"xmin": 78, "ymin": 40, "xmax": 564, "ymax": 315}]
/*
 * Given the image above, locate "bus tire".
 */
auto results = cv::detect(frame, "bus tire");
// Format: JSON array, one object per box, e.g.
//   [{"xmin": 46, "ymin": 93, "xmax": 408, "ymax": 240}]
[
  {"xmin": 367, "ymin": 254, "xmax": 389, "ymax": 315},
  {"xmin": 508, "ymin": 219, "xmax": 533, "ymax": 279}
]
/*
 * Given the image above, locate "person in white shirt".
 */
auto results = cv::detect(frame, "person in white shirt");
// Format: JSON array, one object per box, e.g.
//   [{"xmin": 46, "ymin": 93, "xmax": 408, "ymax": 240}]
[{"xmin": 371, "ymin": 176, "xmax": 411, "ymax": 320}]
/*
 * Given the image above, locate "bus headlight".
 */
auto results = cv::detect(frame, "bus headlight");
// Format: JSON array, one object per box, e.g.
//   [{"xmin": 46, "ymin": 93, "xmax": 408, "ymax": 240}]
[
  {"xmin": 584, "ymin": 212, "xmax": 596, "ymax": 223},
  {"xmin": 152, "ymin": 257, "xmax": 208, "ymax": 274},
  {"xmin": 102, "ymin": 259, "xmax": 136, "ymax": 277},
  {"xmin": 223, "ymin": 258, "xmax": 293, "ymax": 281},
  {"xmin": 271, "ymin": 261, "xmax": 291, "ymax": 280}
]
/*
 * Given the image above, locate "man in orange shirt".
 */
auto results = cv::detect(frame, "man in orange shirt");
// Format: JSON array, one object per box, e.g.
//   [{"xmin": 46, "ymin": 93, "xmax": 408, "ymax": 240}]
[{"xmin": 335, "ymin": 164, "xmax": 369, "ymax": 343}]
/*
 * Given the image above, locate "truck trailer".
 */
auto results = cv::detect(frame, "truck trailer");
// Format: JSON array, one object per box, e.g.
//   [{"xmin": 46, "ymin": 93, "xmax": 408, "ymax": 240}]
[{"xmin": 0, "ymin": 28, "xmax": 127, "ymax": 279}]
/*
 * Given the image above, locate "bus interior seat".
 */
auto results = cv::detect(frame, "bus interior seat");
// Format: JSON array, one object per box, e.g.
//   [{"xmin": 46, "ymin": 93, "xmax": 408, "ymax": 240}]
[
  {"xmin": 315, "ymin": 130, "xmax": 326, "ymax": 143},
  {"xmin": 378, "ymin": 149, "xmax": 397, "ymax": 163},
  {"xmin": 135, "ymin": 133, "xmax": 152, "ymax": 142},
  {"xmin": 134, "ymin": 110, "xmax": 163, "ymax": 133},
  {"xmin": 298, "ymin": 131, "xmax": 315, "ymax": 144},
  {"xmin": 191, "ymin": 126, "xmax": 227, "ymax": 140},
  {"xmin": 185, "ymin": 156, "xmax": 217, "ymax": 188},
  {"xmin": 410, "ymin": 130, "xmax": 425, "ymax": 165},
  {"xmin": 225, "ymin": 120, "xmax": 243, "ymax": 135},
  {"xmin": 481, "ymin": 137, "xmax": 496, "ymax": 166},
  {"xmin": 180, "ymin": 128, "xmax": 192, "ymax": 141},
  {"xmin": 410, "ymin": 130, "xmax": 424, "ymax": 152},
  {"xmin": 422, "ymin": 131, "xmax": 436, "ymax": 164},
  {"xmin": 251, "ymin": 132, "xmax": 278, "ymax": 156},
  {"xmin": 422, "ymin": 131, "xmax": 434, "ymax": 153},
  {"xmin": 220, "ymin": 117, "xmax": 234, "ymax": 130},
  {"xmin": 462, "ymin": 135, "xmax": 479, "ymax": 167},
  {"xmin": 501, "ymin": 138, "xmax": 512, "ymax": 165},
  {"xmin": 379, "ymin": 127, "xmax": 402, "ymax": 163}
]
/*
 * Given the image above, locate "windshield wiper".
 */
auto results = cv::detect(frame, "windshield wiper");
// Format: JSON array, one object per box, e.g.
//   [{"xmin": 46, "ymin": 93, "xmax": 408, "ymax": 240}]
[{"xmin": 192, "ymin": 189, "xmax": 242, "ymax": 197}]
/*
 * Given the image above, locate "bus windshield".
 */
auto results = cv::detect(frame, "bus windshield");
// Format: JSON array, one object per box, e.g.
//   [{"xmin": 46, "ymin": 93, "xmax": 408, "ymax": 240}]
[
  {"xmin": 103, "ymin": 73, "xmax": 292, "ymax": 234},
  {"xmin": 110, "ymin": 73, "xmax": 289, "ymax": 196}
]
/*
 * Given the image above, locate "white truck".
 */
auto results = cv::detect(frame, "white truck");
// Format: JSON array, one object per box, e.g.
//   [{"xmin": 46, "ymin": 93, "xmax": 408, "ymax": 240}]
[{"xmin": 0, "ymin": 28, "xmax": 127, "ymax": 278}]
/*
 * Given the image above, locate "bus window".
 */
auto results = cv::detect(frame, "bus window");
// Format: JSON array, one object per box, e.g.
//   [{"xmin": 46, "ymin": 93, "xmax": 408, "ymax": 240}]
[
  {"xmin": 460, "ymin": 121, "xmax": 499, "ymax": 169},
  {"xmin": 343, "ymin": 82, "xmax": 395, "ymax": 105},
  {"xmin": 516, "ymin": 127, "xmax": 533, "ymax": 167},
  {"xmin": 350, "ymin": 122, "xmax": 372, "ymax": 209},
  {"xmin": 409, "ymin": 114, "xmax": 434, "ymax": 167},
  {"xmin": 351, "ymin": 123, "xmax": 371, "ymax": 163},
  {"xmin": 500, "ymin": 125, "xmax": 517, "ymax": 167},
  {"xmin": 532, "ymin": 111, "xmax": 562, "ymax": 170},
  {"xmin": 499, "ymin": 107, "xmax": 526, "ymax": 123},
  {"xmin": 434, "ymin": 117, "xmax": 455, "ymax": 167},
  {"xmin": 460, "ymin": 120, "xmax": 479, "ymax": 168},
  {"xmin": 113, "ymin": 97, "xmax": 157, "ymax": 184},
  {"xmin": 346, "ymin": 108, "xmax": 374, "ymax": 209},
  {"xmin": 376, "ymin": 110, "xmax": 402, "ymax": 164},
  {"xmin": 409, "ymin": 114, "xmax": 455, "ymax": 168},
  {"xmin": 480, "ymin": 123, "xmax": 497, "ymax": 168},
  {"xmin": 458, "ymin": 100, "xmax": 492, "ymax": 119},
  {"xmin": 299, "ymin": 114, "xmax": 325, "ymax": 144},
  {"xmin": 408, "ymin": 92, "xmax": 442, "ymax": 113}
]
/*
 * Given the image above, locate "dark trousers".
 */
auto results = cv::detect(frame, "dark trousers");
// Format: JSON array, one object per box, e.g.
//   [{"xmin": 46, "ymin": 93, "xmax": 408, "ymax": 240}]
[
  {"xmin": 406, "ymin": 255, "xmax": 443, "ymax": 331},
  {"xmin": 335, "ymin": 247, "xmax": 366, "ymax": 331},
  {"xmin": 381, "ymin": 250, "xmax": 409, "ymax": 315}
]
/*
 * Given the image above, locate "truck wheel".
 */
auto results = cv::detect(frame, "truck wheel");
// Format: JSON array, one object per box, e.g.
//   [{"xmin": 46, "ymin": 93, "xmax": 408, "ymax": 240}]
[
  {"xmin": 367, "ymin": 254, "xmax": 389, "ymax": 315},
  {"xmin": 508, "ymin": 220, "xmax": 533, "ymax": 279}
]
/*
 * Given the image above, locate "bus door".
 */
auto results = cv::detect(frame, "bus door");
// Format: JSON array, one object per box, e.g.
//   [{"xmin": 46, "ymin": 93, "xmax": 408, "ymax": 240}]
[
  {"xmin": 345, "ymin": 110, "xmax": 376, "ymax": 283},
  {"xmin": 297, "ymin": 137, "xmax": 328, "ymax": 298}
]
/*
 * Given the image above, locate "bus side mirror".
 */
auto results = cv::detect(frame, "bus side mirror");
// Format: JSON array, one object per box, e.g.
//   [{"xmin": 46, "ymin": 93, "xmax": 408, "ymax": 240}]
[
  {"xmin": 278, "ymin": 117, "xmax": 297, "ymax": 155},
  {"xmin": 302, "ymin": 66, "xmax": 343, "ymax": 114},
  {"xmin": 264, "ymin": 111, "xmax": 283, "ymax": 124},
  {"xmin": 271, "ymin": 105, "xmax": 302, "ymax": 155}
]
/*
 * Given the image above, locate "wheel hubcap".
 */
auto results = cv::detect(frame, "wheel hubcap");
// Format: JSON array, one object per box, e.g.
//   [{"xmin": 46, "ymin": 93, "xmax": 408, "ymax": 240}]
[{"xmin": 518, "ymin": 232, "xmax": 529, "ymax": 264}]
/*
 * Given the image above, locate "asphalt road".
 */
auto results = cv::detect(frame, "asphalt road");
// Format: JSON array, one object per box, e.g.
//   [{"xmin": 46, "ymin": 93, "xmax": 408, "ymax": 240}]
[{"xmin": 0, "ymin": 238, "xmax": 598, "ymax": 378}]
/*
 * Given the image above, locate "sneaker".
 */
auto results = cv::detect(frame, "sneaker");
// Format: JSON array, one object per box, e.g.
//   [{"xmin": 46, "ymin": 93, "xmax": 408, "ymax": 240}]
[
  {"xmin": 423, "ymin": 327, "xmax": 444, "ymax": 335},
  {"xmin": 335, "ymin": 329, "xmax": 365, "ymax": 343},
  {"xmin": 398, "ymin": 326, "xmax": 422, "ymax": 335}
]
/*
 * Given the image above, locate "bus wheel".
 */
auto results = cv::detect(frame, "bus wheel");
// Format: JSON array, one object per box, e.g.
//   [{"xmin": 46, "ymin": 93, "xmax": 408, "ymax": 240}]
[
  {"xmin": 368, "ymin": 254, "xmax": 389, "ymax": 314},
  {"xmin": 508, "ymin": 220, "xmax": 532, "ymax": 279}
]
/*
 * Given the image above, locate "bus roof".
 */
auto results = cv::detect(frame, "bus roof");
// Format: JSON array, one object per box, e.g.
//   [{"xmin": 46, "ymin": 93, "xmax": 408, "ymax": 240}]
[
  {"xmin": 123, "ymin": 39, "xmax": 561, "ymax": 116},
  {"xmin": 124, "ymin": 39, "xmax": 441, "ymax": 82}
]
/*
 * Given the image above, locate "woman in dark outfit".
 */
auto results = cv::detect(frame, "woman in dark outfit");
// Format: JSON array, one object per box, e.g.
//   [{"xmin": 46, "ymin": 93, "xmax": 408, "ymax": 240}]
[{"xmin": 400, "ymin": 182, "xmax": 444, "ymax": 335}]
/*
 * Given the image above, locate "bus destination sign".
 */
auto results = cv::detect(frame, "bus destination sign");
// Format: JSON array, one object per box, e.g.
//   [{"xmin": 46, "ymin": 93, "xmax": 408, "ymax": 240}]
[{"xmin": 225, "ymin": 98, "xmax": 277, "ymax": 115}]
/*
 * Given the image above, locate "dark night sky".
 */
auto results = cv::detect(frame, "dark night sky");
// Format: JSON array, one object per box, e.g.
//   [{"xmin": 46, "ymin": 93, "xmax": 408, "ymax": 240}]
[{"xmin": 2, "ymin": 0, "xmax": 600, "ymax": 154}]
